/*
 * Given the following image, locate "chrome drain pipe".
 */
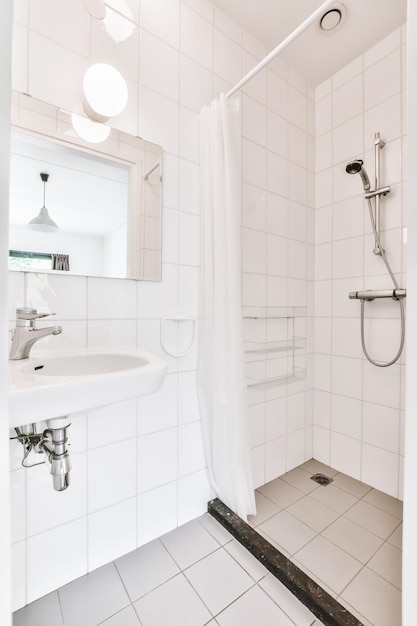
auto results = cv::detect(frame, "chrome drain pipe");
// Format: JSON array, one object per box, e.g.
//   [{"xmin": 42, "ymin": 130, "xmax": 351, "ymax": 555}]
[
  {"xmin": 13, "ymin": 418, "xmax": 72, "ymax": 491},
  {"xmin": 36, "ymin": 425, "xmax": 72, "ymax": 491}
]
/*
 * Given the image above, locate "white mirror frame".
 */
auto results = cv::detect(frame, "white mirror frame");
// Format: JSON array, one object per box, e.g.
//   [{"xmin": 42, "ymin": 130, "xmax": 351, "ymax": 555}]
[{"xmin": 10, "ymin": 91, "xmax": 163, "ymax": 281}]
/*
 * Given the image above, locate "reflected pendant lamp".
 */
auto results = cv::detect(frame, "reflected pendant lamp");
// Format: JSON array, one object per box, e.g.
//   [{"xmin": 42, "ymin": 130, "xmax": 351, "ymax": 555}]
[{"xmin": 27, "ymin": 173, "xmax": 60, "ymax": 233}]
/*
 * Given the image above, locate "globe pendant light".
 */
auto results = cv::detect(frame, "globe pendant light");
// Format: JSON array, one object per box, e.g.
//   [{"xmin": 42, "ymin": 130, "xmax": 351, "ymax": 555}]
[
  {"xmin": 27, "ymin": 173, "xmax": 60, "ymax": 233},
  {"xmin": 83, "ymin": 63, "xmax": 129, "ymax": 123}
]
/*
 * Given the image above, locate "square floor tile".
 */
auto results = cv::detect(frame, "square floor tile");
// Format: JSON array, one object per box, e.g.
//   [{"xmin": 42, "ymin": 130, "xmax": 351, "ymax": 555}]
[
  {"xmin": 337, "ymin": 598, "xmax": 373, "ymax": 626},
  {"xmin": 160, "ymin": 519, "xmax": 220, "ymax": 569},
  {"xmin": 387, "ymin": 523, "xmax": 402, "ymax": 549},
  {"xmin": 13, "ymin": 592, "xmax": 63, "ymax": 626},
  {"xmin": 224, "ymin": 539, "xmax": 269, "ymax": 581},
  {"xmin": 115, "ymin": 540, "xmax": 180, "ymax": 602},
  {"xmin": 367, "ymin": 542, "xmax": 402, "ymax": 589},
  {"xmin": 321, "ymin": 516, "xmax": 384, "ymax": 564},
  {"xmin": 340, "ymin": 566, "xmax": 401, "ymax": 626},
  {"xmin": 199, "ymin": 514, "xmax": 234, "ymax": 546},
  {"xmin": 279, "ymin": 467, "xmax": 320, "ymax": 494},
  {"xmin": 248, "ymin": 491, "xmax": 281, "ymax": 526},
  {"xmin": 58, "ymin": 564, "xmax": 130, "ymax": 626},
  {"xmin": 344, "ymin": 500, "xmax": 401, "ymax": 539},
  {"xmin": 286, "ymin": 494, "xmax": 339, "ymax": 532},
  {"xmin": 216, "ymin": 584, "xmax": 295, "ymax": 626},
  {"xmin": 299, "ymin": 459, "xmax": 339, "ymax": 477},
  {"xmin": 258, "ymin": 478, "xmax": 304, "ymax": 508},
  {"xmin": 99, "ymin": 606, "xmax": 141, "ymax": 626},
  {"xmin": 258, "ymin": 510, "xmax": 317, "ymax": 556},
  {"xmin": 184, "ymin": 548, "xmax": 253, "ymax": 615},
  {"xmin": 363, "ymin": 488, "xmax": 403, "ymax": 519},
  {"xmin": 309, "ymin": 484, "xmax": 358, "ymax": 515},
  {"xmin": 294, "ymin": 535, "xmax": 362, "ymax": 595},
  {"xmin": 331, "ymin": 472, "xmax": 372, "ymax": 498},
  {"xmin": 134, "ymin": 573, "xmax": 212, "ymax": 626},
  {"xmin": 259, "ymin": 574, "xmax": 316, "ymax": 626}
]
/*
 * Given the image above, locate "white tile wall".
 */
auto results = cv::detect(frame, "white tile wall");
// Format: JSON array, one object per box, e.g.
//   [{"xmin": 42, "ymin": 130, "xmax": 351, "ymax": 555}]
[
  {"xmin": 313, "ymin": 27, "xmax": 406, "ymax": 499},
  {"xmin": 9, "ymin": 0, "xmax": 407, "ymax": 611}
]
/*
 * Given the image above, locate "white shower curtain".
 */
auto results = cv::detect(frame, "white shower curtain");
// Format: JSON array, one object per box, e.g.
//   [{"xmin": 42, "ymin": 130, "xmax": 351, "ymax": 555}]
[{"xmin": 198, "ymin": 93, "xmax": 256, "ymax": 520}]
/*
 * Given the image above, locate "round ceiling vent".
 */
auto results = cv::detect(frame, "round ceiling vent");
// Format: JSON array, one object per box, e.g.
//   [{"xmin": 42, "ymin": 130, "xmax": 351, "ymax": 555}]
[{"xmin": 319, "ymin": 3, "xmax": 346, "ymax": 32}]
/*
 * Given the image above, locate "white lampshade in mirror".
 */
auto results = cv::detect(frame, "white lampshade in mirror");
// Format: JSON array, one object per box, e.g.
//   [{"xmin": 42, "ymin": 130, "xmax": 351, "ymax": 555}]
[
  {"xmin": 27, "ymin": 173, "xmax": 60, "ymax": 233},
  {"xmin": 103, "ymin": 0, "xmax": 135, "ymax": 43},
  {"xmin": 83, "ymin": 63, "xmax": 128, "ymax": 122},
  {"xmin": 71, "ymin": 109, "xmax": 111, "ymax": 144}
]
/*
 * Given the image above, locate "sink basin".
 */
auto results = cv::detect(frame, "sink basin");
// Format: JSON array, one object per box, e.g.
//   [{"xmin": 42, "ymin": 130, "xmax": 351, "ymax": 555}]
[
  {"xmin": 9, "ymin": 349, "xmax": 167, "ymax": 427},
  {"xmin": 29, "ymin": 353, "xmax": 149, "ymax": 377}
]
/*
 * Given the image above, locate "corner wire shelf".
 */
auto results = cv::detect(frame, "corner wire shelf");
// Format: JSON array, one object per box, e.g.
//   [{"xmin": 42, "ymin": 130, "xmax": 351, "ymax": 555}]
[{"xmin": 242, "ymin": 306, "xmax": 307, "ymax": 389}]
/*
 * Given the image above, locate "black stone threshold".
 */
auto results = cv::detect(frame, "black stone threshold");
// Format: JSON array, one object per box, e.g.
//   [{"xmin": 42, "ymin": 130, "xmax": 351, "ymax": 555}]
[{"xmin": 208, "ymin": 498, "xmax": 364, "ymax": 626}]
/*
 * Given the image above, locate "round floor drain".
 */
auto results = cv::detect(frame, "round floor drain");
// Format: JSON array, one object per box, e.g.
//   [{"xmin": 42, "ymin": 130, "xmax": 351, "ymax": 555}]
[{"xmin": 310, "ymin": 473, "xmax": 333, "ymax": 486}]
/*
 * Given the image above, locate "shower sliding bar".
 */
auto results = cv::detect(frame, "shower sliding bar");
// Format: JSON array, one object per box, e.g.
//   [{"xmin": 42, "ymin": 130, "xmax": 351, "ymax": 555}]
[
  {"xmin": 372, "ymin": 132, "xmax": 390, "ymax": 255},
  {"xmin": 349, "ymin": 289, "xmax": 406, "ymax": 301}
]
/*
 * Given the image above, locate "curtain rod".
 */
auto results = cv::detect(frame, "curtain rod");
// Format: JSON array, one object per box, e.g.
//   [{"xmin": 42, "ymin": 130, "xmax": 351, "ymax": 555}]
[{"xmin": 226, "ymin": 0, "xmax": 337, "ymax": 99}]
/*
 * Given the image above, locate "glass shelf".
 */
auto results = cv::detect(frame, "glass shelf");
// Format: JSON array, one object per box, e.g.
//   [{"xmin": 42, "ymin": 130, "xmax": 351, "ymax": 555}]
[
  {"xmin": 242, "ymin": 306, "xmax": 307, "ymax": 319},
  {"xmin": 247, "ymin": 368, "xmax": 306, "ymax": 390},
  {"xmin": 244, "ymin": 337, "xmax": 306, "ymax": 354}
]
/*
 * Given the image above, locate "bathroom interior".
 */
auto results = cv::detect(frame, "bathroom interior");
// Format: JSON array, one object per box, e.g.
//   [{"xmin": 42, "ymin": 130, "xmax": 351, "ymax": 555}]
[{"xmin": 2, "ymin": 0, "xmax": 417, "ymax": 624}]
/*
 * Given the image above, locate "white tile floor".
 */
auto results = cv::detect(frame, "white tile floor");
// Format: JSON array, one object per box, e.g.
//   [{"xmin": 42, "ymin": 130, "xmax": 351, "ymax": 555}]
[
  {"xmin": 250, "ymin": 460, "xmax": 403, "ymax": 626},
  {"xmin": 13, "ymin": 512, "xmax": 324, "ymax": 626},
  {"xmin": 13, "ymin": 460, "xmax": 402, "ymax": 626}
]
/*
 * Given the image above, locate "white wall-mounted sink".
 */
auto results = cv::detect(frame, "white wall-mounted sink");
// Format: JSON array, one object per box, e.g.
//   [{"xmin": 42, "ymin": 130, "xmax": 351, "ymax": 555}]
[{"xmin": 9, "ymin": 349, "xmax": 168, "ymax": 427}]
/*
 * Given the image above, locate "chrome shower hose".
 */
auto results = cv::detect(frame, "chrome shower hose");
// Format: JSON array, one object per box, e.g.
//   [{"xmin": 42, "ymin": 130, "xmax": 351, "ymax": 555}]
[{"xmin": 359, "ymin": 198, "xmax": 405, "ymax": 367}]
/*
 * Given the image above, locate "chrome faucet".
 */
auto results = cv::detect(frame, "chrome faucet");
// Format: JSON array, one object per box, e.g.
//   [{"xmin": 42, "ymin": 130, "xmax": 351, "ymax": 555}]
[{"xmin": 9, "ymin": 308, "xmax": 63, "ymax": 360}]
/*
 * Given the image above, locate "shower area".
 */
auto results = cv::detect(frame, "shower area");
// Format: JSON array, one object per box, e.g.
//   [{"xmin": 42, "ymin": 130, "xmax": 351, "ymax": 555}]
[{"xmin": 201, "ymin": 2, "xmax": 406, "ymax": 624}]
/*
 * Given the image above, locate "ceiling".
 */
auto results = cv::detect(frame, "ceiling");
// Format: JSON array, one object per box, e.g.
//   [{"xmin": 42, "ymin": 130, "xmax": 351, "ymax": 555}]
[{"xmin": 211, "ymin": 0, "xmax": 407, "ymax": 85}]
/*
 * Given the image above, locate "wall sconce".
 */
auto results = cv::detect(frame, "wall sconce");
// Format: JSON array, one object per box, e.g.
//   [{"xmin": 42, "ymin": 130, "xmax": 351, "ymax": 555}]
[
  {"xmin": 27, "ymin": 173, "xmax": 60, "ymax": 233},
  {"xmin": 82, "ymin": 63, "xmax": 129, "ymax": 123}
]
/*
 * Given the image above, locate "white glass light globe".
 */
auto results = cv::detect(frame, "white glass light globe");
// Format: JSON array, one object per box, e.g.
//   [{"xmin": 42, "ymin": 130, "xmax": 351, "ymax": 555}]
[
  {"xmin": 103, "ymin": 0, "xmax": 135, "ymax": 43},
  {"xmin": 83, "ymin": 63, "xmax": 128, "ymax": 120},
  {"xmin": 71, "ymin": 111, "xmax": 111, "ymax": 144}
]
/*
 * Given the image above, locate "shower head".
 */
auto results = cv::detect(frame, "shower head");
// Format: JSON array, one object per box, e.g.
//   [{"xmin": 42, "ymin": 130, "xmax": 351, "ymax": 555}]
[{"xmin": 345, "ymin": 159, "xmax": 371, "ymax": 191}]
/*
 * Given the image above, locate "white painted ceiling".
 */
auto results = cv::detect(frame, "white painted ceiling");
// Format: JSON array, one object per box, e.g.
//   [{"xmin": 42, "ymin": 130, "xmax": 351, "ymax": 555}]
[{"xmin": 212, "ymin": 0, "xmax": 407, "ymax": 85}]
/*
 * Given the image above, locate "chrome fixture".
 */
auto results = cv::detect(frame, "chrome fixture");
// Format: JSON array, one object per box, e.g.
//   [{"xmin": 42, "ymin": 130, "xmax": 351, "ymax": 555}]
[
  {"xmin": 349, "ymin": 289, "xmax": 406, "ymax": 301},
  {"xmin": 345, "ymin": 132, "xmax": 405, "ymax": 368},
  {"xmin": 9, "ymin": 308, "xmax": 62, "ymax": 360},
  {"xmin": 143, "ymin": 162, "xmax": 161, "ymax": 182},
  {"xmin": 12, "ymin": 419, "xmax": 72, "ymax": 491},
  {"xmin": 345, "ymin": 159, "xmax": 371, "ymax": 191},
  {"xmin": 27, "ymin": 172, "xmax": 60, "ymax": 233}
]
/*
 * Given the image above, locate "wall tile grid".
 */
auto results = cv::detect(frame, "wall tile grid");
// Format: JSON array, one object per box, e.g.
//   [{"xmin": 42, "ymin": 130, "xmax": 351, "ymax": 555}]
[
  {"xmin": 9, "ymin": 0, "xmax": 407, "ymax": 611},
  {"xmin": 9, "ymin": 0, "xmax": 316, "ymax": 610},
  {"xmin": 9, "ymin": 0, "xmax": 243, "ymax": 609},
  {"xmin": 313, "ymin": 26, "xmax": 407, "ymax": 501},
  {"xmin": 241, "ymin": 51, "xmax": 315, "ymax": 489}
]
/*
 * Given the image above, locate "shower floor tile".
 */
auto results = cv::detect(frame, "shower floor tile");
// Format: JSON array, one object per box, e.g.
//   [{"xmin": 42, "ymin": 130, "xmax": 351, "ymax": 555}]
[
  {"xmin": 249, "ymin": 463, "xmax": 403, "ymax": 626},
  {"xmin": 13, "ymin": 463, "xmax": 403, "ymax": 626}
]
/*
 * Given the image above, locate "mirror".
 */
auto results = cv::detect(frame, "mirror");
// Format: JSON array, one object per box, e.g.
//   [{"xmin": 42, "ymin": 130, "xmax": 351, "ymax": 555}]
[{"xmin": 9, "ymin": 92, "xmax": 163, "ymax": 281}]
